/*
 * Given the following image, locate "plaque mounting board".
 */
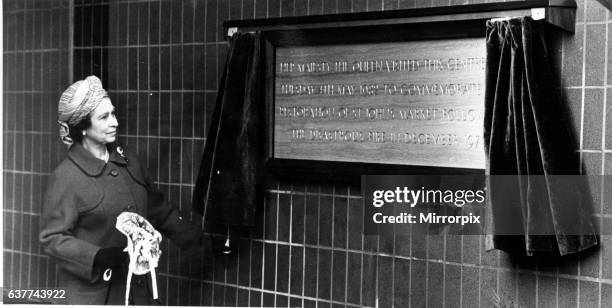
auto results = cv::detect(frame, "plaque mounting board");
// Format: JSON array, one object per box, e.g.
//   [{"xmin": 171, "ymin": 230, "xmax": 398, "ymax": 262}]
[
  {"xmin": 260, "ymin": 20, "xmax": 489, "ymax": 175},
  {"xmin": 273, "ymin": 38, "xmax": 486, "ymax": 169}
]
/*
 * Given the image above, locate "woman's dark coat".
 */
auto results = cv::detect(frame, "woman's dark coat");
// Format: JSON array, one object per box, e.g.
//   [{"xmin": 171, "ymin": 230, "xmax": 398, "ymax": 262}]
[{"xmin": 40, "ymin": 143, "xmax": 200, "ymax": 305}]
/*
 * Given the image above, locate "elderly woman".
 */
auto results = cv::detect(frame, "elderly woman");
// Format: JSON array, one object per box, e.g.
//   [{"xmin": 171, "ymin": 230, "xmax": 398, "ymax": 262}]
[{"xmin": 40, "ymin": 76, "xmax": 202, "ymax": 305}]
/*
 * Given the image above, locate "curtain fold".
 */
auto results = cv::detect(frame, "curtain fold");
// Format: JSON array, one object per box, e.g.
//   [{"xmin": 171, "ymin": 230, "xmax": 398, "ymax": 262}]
[
  {"xmin": 192, "ymin": 32, "xmax": 263, "ymax": 227},
  {"xmin": 484, "ymin": 18, "xmax": 598, "ymax": 256}
]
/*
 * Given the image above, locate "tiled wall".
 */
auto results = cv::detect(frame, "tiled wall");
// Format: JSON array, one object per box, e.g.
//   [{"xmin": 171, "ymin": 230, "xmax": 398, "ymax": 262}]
[
  {"xmin": 4, "ymin": 0, "xmax": 612, "ymax": 306},
  {"xmin": 3, "ymin": 0, "xmax": 71, "ymax": 291}
]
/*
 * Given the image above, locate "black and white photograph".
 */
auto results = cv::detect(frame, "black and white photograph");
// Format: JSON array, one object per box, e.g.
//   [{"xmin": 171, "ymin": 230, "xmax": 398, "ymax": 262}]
[{"xmin": 3, "ymin": 0, "xmax": 612, "ymax": 306}]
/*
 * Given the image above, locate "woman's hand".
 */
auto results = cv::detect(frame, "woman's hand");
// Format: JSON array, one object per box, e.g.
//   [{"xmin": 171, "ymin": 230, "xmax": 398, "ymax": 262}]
[{"xmin": 93, "ymin": 247, "xmax": 128, "ymax": 269}]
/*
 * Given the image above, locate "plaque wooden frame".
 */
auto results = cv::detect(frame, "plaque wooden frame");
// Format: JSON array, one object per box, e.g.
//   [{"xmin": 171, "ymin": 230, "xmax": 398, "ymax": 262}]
[{"xmin": 259, "ymin": 20, "xmax": 488, "ymax": 179}]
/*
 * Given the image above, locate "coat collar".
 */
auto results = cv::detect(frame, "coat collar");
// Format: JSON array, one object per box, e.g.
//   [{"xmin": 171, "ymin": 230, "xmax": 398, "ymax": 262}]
[{"xmin": 68, "ymin": 143, "xmax": 128, "ymax": 177}]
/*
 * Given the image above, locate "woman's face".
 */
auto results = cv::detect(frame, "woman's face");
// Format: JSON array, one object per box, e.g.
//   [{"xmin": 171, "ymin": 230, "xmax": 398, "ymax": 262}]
[{"xmin": 84, "ymin": 98, "xmax": 118, "ymax": 145}]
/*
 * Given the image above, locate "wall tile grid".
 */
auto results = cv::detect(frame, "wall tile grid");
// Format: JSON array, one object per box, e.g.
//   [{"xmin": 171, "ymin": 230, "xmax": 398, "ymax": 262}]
[
  {"xmin": 4, "ymin": 0, "xmax": 612, "ymax": 306},
  {"xmin": 3, "ymin": 0, "xmax": 71, "ymax": 291}
]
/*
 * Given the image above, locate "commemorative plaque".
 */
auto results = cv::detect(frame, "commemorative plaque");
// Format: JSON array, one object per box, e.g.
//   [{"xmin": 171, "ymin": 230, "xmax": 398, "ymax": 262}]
[{"xmin": 273, "ymin": 38, "xmax": 486, "ymax": 169}]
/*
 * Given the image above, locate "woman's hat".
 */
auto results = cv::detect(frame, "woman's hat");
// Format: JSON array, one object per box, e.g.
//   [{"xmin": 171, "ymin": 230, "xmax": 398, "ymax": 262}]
[{"xmin": 57, "ymin": 75, "xmax": 108, "ymax": 145}]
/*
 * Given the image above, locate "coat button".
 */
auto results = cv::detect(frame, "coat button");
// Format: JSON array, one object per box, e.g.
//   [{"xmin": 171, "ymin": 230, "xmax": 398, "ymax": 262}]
[
  {"xmin": 136, "ymin": 279, "xmax": 143, "ymax": 287},
  {"xmin": 110, "ymin": 170, "xmax": 118, "ymax": 177},
  {"xmin": 127, "ymin": 205, "xmax": 134, "ymax": 210}
]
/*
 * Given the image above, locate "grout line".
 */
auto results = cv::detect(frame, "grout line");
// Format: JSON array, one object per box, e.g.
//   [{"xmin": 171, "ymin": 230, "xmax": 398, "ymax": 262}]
[
  {"xmin": 241, "ymin": 0, "xmax": 245, "ymax": 20},
  {"xmin": 515, "ymin": 263, "xmax": 519, "ymax": 308},
  {"xmin": 552, "ymin": 213, "xmax": 560, "ymax": 304},
  {"xmin": 563, "ymin": 85, "xmax": 612, "ymax": 90},
  {"xmin": 248, "ymin": 238, "xmax": 252, "ymax": 306},
  {"xmin": 330, "ymin": 185, "xmax": 336, "ymax": 305},
  {"xmin": 215, "ymin": 0, "xmax": 220, "ymax": 89},
  {"xmin": 376, "ymin": 217, "xmax": 380, "ymax": 307},
  {"xmin": 442, "ymin": 232, "xmax": 447, "ymax": 307},
  {"xmin": 478, "ymin": 233, "xmax": 482, "ymax": 307},
  {"xmin": 107, "ymin": 88, "xmax": 218, "ymax": 93},
  {"xmin": 167, "ymin": 4, "xmax": 175, "ymax": 222},
  {"xmin": 579, "ymin": 2, "xmax": 587, "ymax": 172},
  {"xmin": 87, "ymin": 2, "xmax": 94, "ymax": 74},
  {"xmin": 223, "ymin": 238, "xmax": 228, "ymax": 306},
  {"xmin": 288, "ymin": 184, "xmax": 294, "ymax": 302},
  {"xmin": 575, "ymin": 20, "xmax": 611, "ymax": 26},
  {"xmin": 136, "ymin": 2, "xmax": 141, "ymax": 150},
  {"xmin": 210, "ymin": 243, "xmax": 216, "ymax": 304},
  {"xmin": 27, "ymin": 225, "xmax": 32, "ymax": 286},
  {"xmin": 600, "ymin": 9, "xmax": 611, "ymax": 308},
  {"xmin": 11, "ymin": 73, "xmax": 18, "ymax": 288},
  {"xmin": 235, "ymin": 239, "xmax": 240, "ymax": 307},
  {"xmin": 391, "ymin": 202, "xmax": 396, "ymax": 308},
  {"xmin": 315, "ymin": 185, "xmax": 320, "ymax": 307},
  {"xmin": 424, "ymin": 230, "xmax": 428, "ymax": 308},
  {"xmin": 344, "ymin": 191, "xmax": 349, "ymax": 305},
  {"xmin": 555, "ymin": 247, "xmax": 560, "ymax": 308},
  {"xmin": 301, "ymin": 189, "xmax": 306, "ymax": 308},
  {"xmin": 3, "ymin": 90, "xmax": 63, "ymax": 94},
  {"xmin": 177, "ymin": 3, "xmax": 185, "ymax": 302},
  {"xmin": 153, "ymin": 181, "xmax": 194, "ymax": 188},
  {"xmin": 54, "ymin": 259, "xmax": 59, "ymax": 290},
  {"xmin": 74, "ymin": 0, "xmax": 162, "ymax": 7},
  {"xmin": 122, "ymin": 134, "xmax": 206, "ymax": 141},
  {"xmin": 177, "ymin": 1, "xmax": 184, "ymax": 189},
  {"xmin": 459, "ymin": 235, "xmax": 463, "ymax": 308},
  {"xmin": 408, "ymin": 223, "xmax": 412, "ymax": 308},
  {"xmin": 5, "ymin": 6, "xmax": 70, "ymax": 14},
  {"xmin": 360, "ymin": 205, "xmax": 364, "ymax": 307},
  {"xmin": 578, "ymin": 149, "xmax": 612, "ymax": 153},
  {"xmin": 268, "ymin": 189, "xmax": 363, "ymax": 199},
  {"xmin": 252, "ymin": 0, "xmax": 257, "ymax": 19},
  {"xmin": 3, "ymin": 209, "xmax": 40, "ymax": 216},
  {"xmin": 155, "ymin": 0, "xmax": 162, "ymax": 212},
  {"xmin": 126, "ymin": 2, "xmax": 132, "ymax": 143},
  {"xmin": 260, "ymin": 189, "xmax": 266, "ymax": 307},
  {"xmin": 145, "ymin": 0, "xmax": 154, "ymax": 229},
  {"xmin": 3, "ymin": 49, "xmax": 66, "ymax": 54},
  {"xmin": 19, "ymin": 211, "xmax": 24, "ymax": 287},
  {"xmin": 602, "ymin": 10, "xmax": 611, "ymax": 159},
  {"xmin": 496, "ymin": 244, "xmax": 501, "ymax": 308},
  {"xmin": 274, "ymin": 182, "xmax": 279, "ymax": 307},
  {"xmin": 3, "ymin": 170, "xmax": 49, "ymax": 176},
  {"xmin": 3, "ymin": 249, "xmax": 51, "ymax": 259},
  {"xmin": 535, "ymin": 261, "xmax": 539, "ymax": 308}
]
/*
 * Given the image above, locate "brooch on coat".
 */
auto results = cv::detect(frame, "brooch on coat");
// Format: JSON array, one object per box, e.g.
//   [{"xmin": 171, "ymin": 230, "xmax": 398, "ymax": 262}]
[{"xmin": 116, "ymin": 146, "xmax": 128, "ymax": 162}]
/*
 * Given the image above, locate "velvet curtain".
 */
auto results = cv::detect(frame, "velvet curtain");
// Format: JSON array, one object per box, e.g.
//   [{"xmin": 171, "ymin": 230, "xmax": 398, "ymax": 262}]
[
  {"xmin": 192, "ymin": 32, "xmax": 263, "ymax": 228},
  {"xmin": 483, "ymin": 18, "xmax": 597, "ymax": 256}
]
